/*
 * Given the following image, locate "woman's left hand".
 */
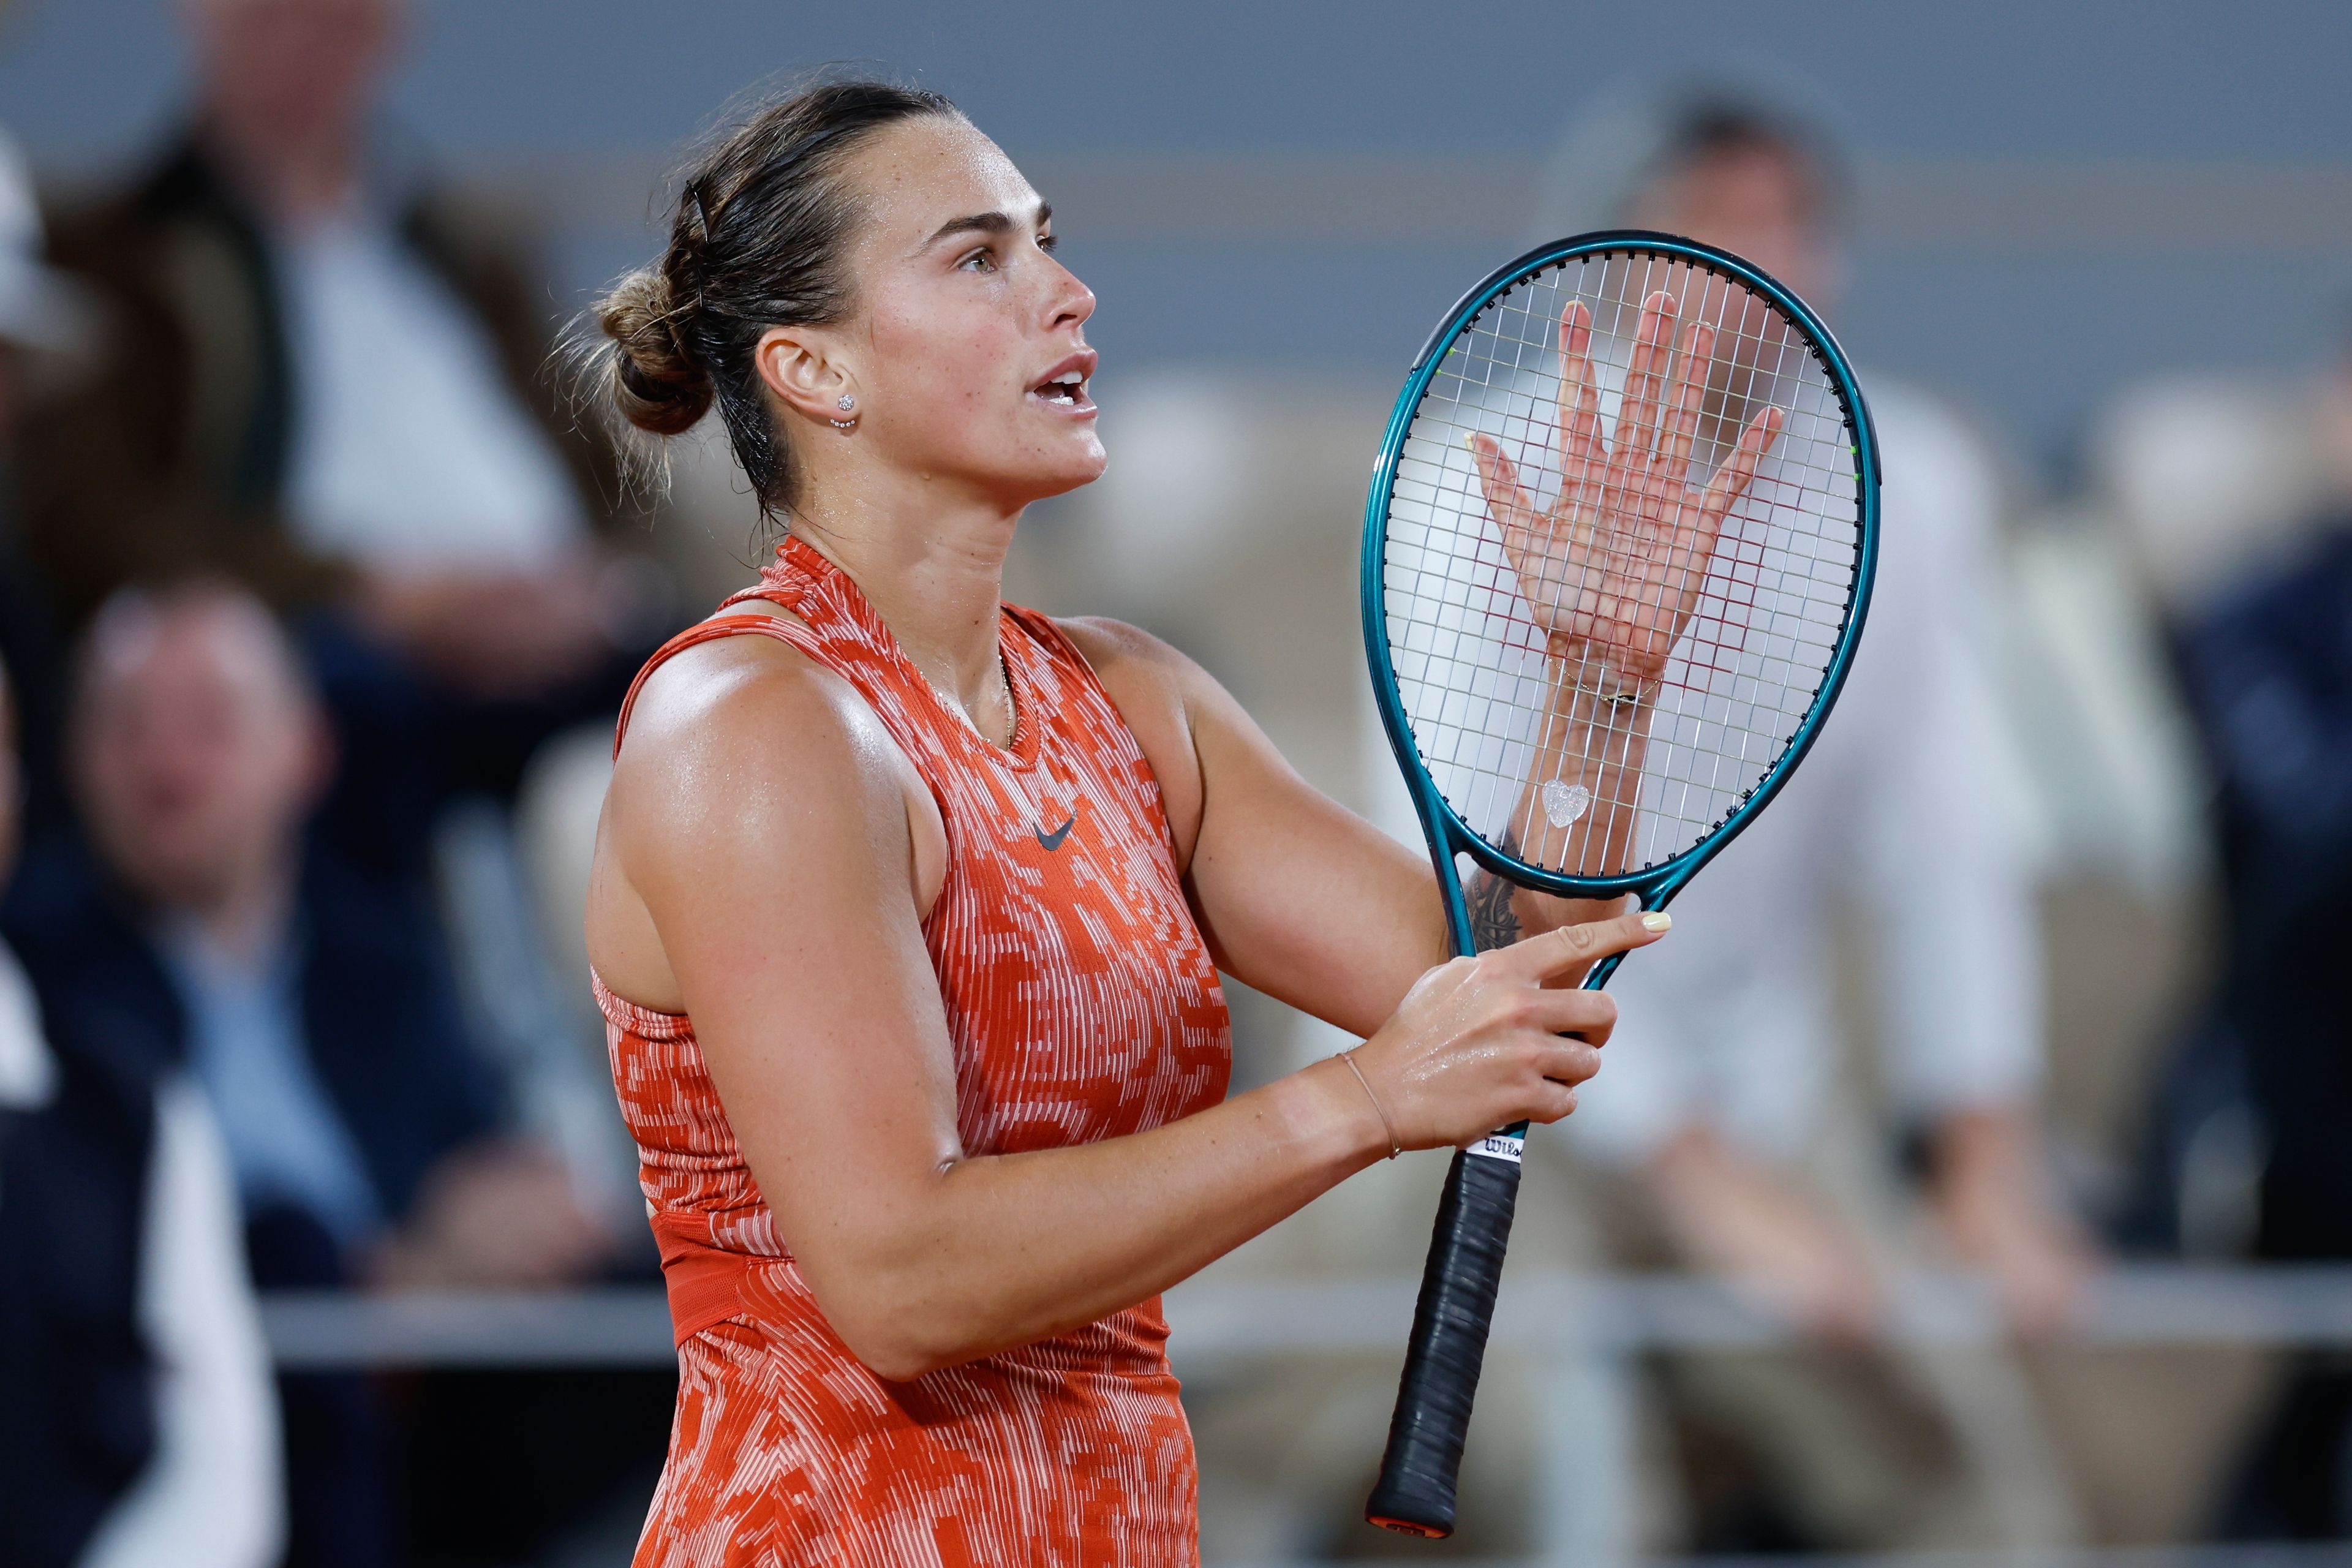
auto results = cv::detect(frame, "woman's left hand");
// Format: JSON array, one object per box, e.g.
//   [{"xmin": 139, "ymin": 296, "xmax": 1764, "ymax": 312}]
[{"xmin": 1466, "ymin": 290, "xmax": 1781, "ymax": 693}]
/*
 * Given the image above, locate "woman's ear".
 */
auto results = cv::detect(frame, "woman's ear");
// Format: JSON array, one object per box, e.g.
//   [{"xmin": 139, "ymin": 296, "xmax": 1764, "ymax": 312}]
[{"xmin": 753, "ymin": 326, "xmax": 854, "ymax": 427}]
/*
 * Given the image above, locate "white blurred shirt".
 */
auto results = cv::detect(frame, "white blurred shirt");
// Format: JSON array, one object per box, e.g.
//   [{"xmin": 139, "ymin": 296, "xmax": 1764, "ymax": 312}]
[
  {"xmin": 0, "ymin": 936, "xmax": 55, "ymax": 1121},
  {"xmin": 277, "ymin": 207, "xmax": 586, "ymax": 577},
  {"xmin": 80, "ymin": 1074, "xmax": 284, "ymax": 1568},
  {"xmin": 1558, "ymin": 382, "xmax": 2045, "ymax": 1166},
  {"xmin": 0, "ymin": 942, "xmax": 282, "ymax": 1568}
]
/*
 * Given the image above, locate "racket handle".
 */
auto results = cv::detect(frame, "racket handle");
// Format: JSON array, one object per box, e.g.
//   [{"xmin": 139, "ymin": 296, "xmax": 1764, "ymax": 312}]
[{"xmin": 1365, "ymin": 1139, "xmax": 1525, "ymax": 1537}]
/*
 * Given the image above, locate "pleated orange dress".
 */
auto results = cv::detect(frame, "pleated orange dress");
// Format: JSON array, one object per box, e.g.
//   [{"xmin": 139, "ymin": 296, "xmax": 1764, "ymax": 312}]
[{"xmin": 595, "ymin": 535, "xmax": 1234, "ymax": 1567}]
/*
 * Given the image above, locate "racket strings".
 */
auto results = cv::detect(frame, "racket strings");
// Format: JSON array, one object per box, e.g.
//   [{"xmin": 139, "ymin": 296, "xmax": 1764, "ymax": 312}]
[{"xmin": 1384, "ymin": 249, "xmax": 1864, "ymax": 879}]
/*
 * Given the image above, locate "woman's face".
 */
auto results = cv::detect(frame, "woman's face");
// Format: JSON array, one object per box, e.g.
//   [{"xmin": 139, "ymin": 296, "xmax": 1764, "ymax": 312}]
[{"xmin": 813, "ymin": 116, "xmax": 1105, "ymax": 507}]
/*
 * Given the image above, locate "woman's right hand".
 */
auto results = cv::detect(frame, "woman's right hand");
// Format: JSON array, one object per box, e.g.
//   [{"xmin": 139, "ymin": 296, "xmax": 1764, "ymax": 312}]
[{"xmin": 1348, "ymin": 907, "xmax": 1670, "ymax": 1150}]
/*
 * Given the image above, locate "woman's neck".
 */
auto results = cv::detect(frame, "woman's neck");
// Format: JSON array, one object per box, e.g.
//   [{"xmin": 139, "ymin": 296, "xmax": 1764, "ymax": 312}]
[{"xmin": 788, "ymin": 475, "xmax": 1023, "ymax": 726}]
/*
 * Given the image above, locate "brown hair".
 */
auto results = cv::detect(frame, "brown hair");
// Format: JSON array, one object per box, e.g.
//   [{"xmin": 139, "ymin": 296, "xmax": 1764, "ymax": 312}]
[{"xmin": 585, "ymin": 78, "xmax": 962, "ymax": 516}]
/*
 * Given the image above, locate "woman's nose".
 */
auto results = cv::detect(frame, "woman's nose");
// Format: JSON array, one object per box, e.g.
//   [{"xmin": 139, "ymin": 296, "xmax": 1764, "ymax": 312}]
[{"xmin": 1042, "ymin": 257, "xmax": 1096, "ymax": 333}]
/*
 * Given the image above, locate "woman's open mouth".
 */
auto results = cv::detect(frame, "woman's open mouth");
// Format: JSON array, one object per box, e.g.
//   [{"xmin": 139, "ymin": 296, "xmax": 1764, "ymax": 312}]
[{"xmin": 1029, "ymin": 350, "xmax": 1098, "ymax": 413}]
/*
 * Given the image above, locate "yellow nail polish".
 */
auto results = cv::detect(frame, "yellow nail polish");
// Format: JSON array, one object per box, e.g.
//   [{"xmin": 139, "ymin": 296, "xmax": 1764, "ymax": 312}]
[{"xmin": 1641, "ymin": 912, "xmax": 1672, "ymax": 932}]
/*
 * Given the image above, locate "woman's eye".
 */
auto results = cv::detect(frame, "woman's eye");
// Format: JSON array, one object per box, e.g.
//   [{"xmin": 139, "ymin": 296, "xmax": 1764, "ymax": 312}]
[
  {"xmin": 958, "ymin": 249, "xmax": 997, "ymax": 273},
  {"xmin": 1038, "ymin": 232, "xmax": 1058, "ymax": 254}
]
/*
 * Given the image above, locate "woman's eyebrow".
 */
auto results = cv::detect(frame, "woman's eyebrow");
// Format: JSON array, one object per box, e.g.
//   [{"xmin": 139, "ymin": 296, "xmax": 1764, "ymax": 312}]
[{"xmin": 923, "ymin": 202, "xmax": 1052, "ymax": 248}]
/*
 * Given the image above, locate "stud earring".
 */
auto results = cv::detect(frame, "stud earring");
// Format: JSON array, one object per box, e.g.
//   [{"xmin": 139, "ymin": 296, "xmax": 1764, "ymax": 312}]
[{"xmin": 829, "ymin": 393, "xmax": 858, "ymax": 431}]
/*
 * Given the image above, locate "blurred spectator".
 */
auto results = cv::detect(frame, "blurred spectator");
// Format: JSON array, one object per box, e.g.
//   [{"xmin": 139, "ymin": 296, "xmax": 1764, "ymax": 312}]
[
  {"xmin": 2172, "ymin": 326, "xmax": 2352, "ymax": 1267},
  {"xmin": 1528, "ymin": 86, "xmax": 2089, "ymax": 1552},
  {"xmin": 0, "ymin": 125, "xmax": 280, "ymax": 1568},
  {"xmin": 64, "ymin": 580, "xmax": 613, "ymax": 1287},
  {"xmin": 0, "ymin": 127, "xmax": 98, "ymax": 843},
  {"xmin": 0, "ymin": 652, "xmax": 284, "ymax": 1568},
  {"xmin": 2, "ymin": 578, "xmax": 616, "ymax": 1567},
  {"xmin": 16, "ymin": 0, "xmax": 667, "ymax": 876},
  {"xmin": 2170, "ymin": 322, "xmax": 2352, "ymax": 1539}
]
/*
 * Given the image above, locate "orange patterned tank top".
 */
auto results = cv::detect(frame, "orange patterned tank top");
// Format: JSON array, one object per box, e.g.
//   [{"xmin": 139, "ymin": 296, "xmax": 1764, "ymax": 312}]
[{"xmin": 596, "ymin": 535, "xmax": 1232, "ymax": 1567}]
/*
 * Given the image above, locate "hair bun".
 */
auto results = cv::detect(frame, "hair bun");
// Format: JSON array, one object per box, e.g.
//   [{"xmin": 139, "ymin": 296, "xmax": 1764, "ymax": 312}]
[
  {"xmin": 598, "ymin": 265, "xmax": 713, "ymax": 435},
  {"xmin": 575, "ymin": 77, "xmax": 961, "ymax": 513}
]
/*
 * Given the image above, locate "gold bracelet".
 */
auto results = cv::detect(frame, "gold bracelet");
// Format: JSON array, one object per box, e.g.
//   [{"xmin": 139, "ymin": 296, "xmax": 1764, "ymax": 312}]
[
  {"xmin": 1548, "ymin": 649, "xmax": 1657, "ymax": 707},
  {"xmin": 1338, "ymin": 1047, "xmax": 1401, "ymax": 1160},
  {"xmin": 1576, "ymin": 679, "xmax": 1655, "ymax": 709}
]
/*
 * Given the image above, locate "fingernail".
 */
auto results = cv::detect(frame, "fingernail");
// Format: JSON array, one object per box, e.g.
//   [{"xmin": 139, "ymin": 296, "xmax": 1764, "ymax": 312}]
[{"xmin": 1641, "ymin": 913, "xmax": 1672, "ymax": 932}]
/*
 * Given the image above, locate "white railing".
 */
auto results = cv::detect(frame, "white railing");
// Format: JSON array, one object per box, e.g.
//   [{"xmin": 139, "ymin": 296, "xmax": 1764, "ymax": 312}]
[
  {"xmin": 259, "ymin": 1264, "xmax": 2352, "ymax": 1368},
  {"xmin": 257, "ymin": 1266, "xmax": 2352, "ymax": 1568}
]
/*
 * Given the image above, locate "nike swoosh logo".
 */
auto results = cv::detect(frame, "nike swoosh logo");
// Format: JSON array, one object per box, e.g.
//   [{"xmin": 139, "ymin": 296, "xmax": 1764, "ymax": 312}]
[{"xmin": 1035, "ymin": 815, "xmax": 1076, "ymax": 851}]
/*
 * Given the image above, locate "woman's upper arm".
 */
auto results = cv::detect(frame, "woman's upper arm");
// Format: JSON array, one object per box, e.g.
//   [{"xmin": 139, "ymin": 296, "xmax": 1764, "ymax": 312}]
[
  {"xmin": 603, "ymin": 646, "xmax": 964, "ymax": 1313},
  {"xmin": 1057, "ymin": 617, "xmax": 1442, "ymax": 1037}
]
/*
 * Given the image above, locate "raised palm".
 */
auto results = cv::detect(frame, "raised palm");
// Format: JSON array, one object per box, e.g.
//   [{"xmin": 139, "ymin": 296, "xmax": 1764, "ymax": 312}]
[{"xmin": 1468, "ymin": 292, "xmax": 1781, "ymax": 694}]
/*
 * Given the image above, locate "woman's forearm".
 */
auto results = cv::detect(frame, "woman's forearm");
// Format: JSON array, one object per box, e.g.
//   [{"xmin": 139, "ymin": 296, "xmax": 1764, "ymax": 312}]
[
  {"xmin": 1466, "ymin": 663, "xmax": 1657, "ymax": 950},
  {"xmin": 806, "ymin": 1055, "xmax": 1389, "ymax": 1379},
  {"xmin": 1510, "ymin": 661, "xmax": 1654, "ymax": 878},
  {"xmin": 813, "ymin": 901, "xmax": 1659, "ymax": 1379}
]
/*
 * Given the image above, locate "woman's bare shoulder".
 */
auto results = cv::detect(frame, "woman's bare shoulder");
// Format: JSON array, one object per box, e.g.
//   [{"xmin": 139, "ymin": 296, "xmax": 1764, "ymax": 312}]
[
  {"xmin": 1050, "ymin": 614, "xmax": 1202, "ymax": 701},
  {"xmin": 591, "ymin": 616, "xmax": 944, "ymax": 1009},
  {"xmin": 624, "ymin": 620, "xmax": 835, "ymax": 755},
  {"xmin": 613, "ymin": 615, "xmax": 930, "ymax": 860}
]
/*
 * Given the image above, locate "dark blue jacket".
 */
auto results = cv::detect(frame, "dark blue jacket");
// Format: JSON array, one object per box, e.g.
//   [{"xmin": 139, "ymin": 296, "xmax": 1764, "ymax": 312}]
[
  {"xmin": 0, "ymin": 840, "xmax": 500, "ymax": 1566},
  {"xmin": 3, "ymin": 840, "xmax": 502, "ymax": 1233},
  {"xmin": 2176, "ymin": 519, "xmax": 2352, "ymax": 1259},
  {"xmin": 0, "ymin": 962, "xmax": 160, "ymax": 1568}
]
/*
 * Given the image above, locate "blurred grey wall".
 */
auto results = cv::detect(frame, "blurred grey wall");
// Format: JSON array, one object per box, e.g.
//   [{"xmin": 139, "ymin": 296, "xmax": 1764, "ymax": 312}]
[{"xmin": 2, "ymin": 0, "xmax": 2346, "ymax": 472}]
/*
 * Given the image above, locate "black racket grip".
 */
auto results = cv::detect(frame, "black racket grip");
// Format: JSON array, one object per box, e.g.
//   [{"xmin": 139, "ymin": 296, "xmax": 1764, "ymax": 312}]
[{"xmin": 1365, "ymin": 1140, "xmax": 1525, "ymax": 1537}]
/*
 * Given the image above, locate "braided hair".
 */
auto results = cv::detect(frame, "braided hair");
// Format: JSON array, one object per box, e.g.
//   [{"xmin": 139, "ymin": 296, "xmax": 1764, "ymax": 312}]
[{"xmin": 586, "ymin": 79, "xmax": 960, "ymax": 516}]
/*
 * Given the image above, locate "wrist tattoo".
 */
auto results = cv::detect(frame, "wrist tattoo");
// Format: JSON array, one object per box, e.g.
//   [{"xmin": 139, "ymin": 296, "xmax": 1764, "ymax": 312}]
[{"xmin": 1465, "ymin": 834, "xmax": 1525, "ymax": 952}]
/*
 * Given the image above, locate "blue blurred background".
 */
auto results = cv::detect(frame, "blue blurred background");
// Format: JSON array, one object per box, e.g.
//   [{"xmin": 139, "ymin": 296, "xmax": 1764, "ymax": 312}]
[
  {"xmin": 3, "ymin": 4, "xmax": 2351, "ymax": 1566},
  {"xmin": 9, "ymin": 0, "xmax": 2350, "ymax": 471}
]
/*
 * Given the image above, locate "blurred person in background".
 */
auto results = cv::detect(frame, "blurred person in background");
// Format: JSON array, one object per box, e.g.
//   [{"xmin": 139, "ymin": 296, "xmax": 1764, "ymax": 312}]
[
  {"xmin": 0, "ymin": 650, "xmax": 284, "ymax": 1568},
  {"xmin": 0, "ymin": 127, "xmax": 96, "ymax": 844},
  {"xmin": 1, "ymin": 579, "xmax": 619, "ymax": 1568},
  {"xmin": 2170, "ymin": 316, "xmax": 2352, "ymax": 1540},
  {"xmin": 1527, "ymin": 86, "xmax": 2091, "ymax": 1553},
  {"xmin": 0, "ymin": 125, "xmax": 282, "ymax": 1568},
  {"xmin": 15, "ymin": 0, "xmax": 668, "ymax": 878}
]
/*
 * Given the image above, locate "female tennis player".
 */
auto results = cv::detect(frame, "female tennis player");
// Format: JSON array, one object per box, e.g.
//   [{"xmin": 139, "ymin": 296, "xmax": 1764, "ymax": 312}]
[{"xmin": 584, "ymin": 79, "xmax": 1760, "ymax": 1566}]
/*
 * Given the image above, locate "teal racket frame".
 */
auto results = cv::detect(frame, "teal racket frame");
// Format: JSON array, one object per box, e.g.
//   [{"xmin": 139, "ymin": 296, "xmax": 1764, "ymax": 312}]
[
  {"xmin": 1360, "ymin": 230, "xmax": 1881, "ymax": 1537},
  {"xmin": 1363, "ymin": 228, "xmax": 1881, "ymax": 957}
]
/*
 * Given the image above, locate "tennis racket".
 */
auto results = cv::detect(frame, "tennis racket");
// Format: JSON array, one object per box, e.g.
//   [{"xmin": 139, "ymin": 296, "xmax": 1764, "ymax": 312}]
[{"xmin": 1362, "ymin": 231, "xmax": 1880, "ymax": 1537}]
